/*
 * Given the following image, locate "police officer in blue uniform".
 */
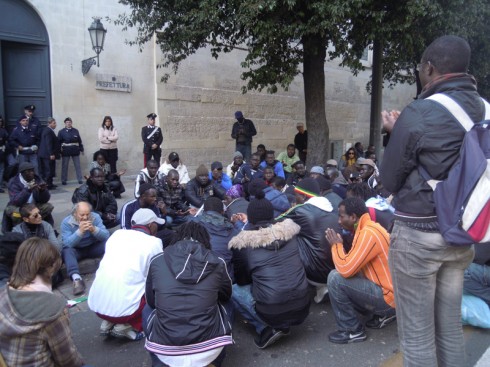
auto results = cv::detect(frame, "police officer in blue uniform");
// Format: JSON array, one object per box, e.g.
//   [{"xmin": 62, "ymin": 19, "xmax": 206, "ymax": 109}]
[
  {"xmin": 17, "ymin": 105, "xmax": 41, "ymax": 135},
  {"xmin": 57, "ymin": 117, "xmax": 84, "ymax": 185},
  {"xmin": 141, "ymin": 113, "xmax": 163, "ymax": 166},
  {"xmin": 9, "ymin": 116, "xmax": 39, "ymax": 175}
]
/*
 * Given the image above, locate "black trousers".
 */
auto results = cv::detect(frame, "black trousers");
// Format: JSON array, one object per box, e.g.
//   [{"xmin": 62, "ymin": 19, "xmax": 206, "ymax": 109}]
[{"xmin": 39, "ymin": 157, "xmax": 56, "ymax": 185}]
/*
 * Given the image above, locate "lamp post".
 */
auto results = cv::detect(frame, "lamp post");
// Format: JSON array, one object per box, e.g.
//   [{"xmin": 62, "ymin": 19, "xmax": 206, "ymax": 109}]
[{"xmin": 82, "ymin": 17, "xmax": 107, "ymax": 75}]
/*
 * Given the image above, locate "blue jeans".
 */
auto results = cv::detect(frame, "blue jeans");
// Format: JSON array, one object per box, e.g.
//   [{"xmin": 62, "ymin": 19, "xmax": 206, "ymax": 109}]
[
  {"xmin": 464, "ymin": 263, "xmax": 490, "ymax": 306},
  {"xmin": 61, "ymin": 155, "xmax": 82, "ymax": 183},
  {"xmin": 327, "ymin": 270, "xmax": 395, "ymax": 331},
  {"xmin": 235, "ymin": 143, "xmax": 252, "ymax": 162},
  {"xmin": 61, "ymin": 241, "xmax": 106, "ymax": 278},
  {"xmin": 389, "ymin": 221, "xmax": 474, "ymax": 367},
  {"xmin": 231, "ymin": 284, "xmax": 267, "ymax": 334}
]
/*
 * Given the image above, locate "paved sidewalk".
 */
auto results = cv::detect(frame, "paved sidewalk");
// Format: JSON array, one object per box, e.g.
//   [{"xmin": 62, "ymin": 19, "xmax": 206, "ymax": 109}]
[{"xmin": 1, "ymin": 177, "xmax": 489, "ymax": 366}]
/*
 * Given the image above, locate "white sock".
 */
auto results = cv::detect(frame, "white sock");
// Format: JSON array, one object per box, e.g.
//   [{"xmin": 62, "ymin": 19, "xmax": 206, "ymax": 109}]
[{"xmin": 72, "ymin": 274, "xmax": 82, "ymax": 281}]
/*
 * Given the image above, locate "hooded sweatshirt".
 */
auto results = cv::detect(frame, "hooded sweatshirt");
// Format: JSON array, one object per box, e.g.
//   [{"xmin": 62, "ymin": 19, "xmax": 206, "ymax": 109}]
[
  {"xmin": 0, "ymin": 286, "xmax": 83, "ymax": 366},
  {"xmin": 145, "ymin": 240, "xmax": 232, "ymax": 356}
]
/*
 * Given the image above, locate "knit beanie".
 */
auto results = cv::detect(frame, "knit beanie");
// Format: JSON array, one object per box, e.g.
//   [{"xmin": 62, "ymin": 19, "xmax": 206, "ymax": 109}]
[
  {"xmin": 248, "ymin": 178, "xmax": 268, "ymax": 197},
  {"xmin": 294, "ymin": 177, "xmax": 320, "ymax": 198},
  {"xmin": 204, "ymin": 197, "xmax": 224, "ymax": 213},
  {"xmin": 315, "ymin": 176, "xmax": 332, "ymax": 191},
  {"xmin": 247, "ymin": 191, "xmax": 274, "ymax": 224},
  {"xmin": 196, "ymin": 164, "xmax": 208, "ymax": 177}
]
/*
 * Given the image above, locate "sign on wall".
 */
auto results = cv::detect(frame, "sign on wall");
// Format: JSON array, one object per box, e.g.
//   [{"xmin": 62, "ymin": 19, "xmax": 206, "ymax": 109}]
[{"xmin": 95, "ymin": 74, "xmax": 132, "ymax": 92}]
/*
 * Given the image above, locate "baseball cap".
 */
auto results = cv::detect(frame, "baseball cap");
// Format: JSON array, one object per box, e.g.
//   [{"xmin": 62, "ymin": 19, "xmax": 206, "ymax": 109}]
[
  {"xmin": 131, "ymin": 208, "xmax": 165, "ymax": 226},
  {"xmin": 356, "ymin": 158, "xmax": 376, "ymax": 168},
  {"xmin": 310, "ymin": 166, "xmax": 325, "ymax": 175},
  {"xmin": 211, "ymin": 161, "xmax": 223, "ymax": 171}
]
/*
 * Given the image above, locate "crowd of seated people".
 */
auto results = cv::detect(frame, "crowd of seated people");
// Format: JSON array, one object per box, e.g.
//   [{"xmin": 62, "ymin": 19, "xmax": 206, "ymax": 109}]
[{"xmin": 5, "ymin": 138, "xmax": 485, "ymax": 366}]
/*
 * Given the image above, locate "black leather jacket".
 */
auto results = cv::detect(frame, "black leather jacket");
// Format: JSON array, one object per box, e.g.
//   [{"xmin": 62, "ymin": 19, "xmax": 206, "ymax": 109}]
[
  {"xmin": 381, "ymin": 75, "xmax": 486, "ymax": 217},
  {"xmin": 184, "ymin": 178, "xmax": 226, "ymax": 207}
]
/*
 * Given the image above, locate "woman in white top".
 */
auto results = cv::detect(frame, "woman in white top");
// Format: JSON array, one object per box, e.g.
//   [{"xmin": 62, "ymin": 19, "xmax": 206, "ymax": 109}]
[{"xmin": 98, "ymin": 116, "xmax": 119, "ymax": 173}]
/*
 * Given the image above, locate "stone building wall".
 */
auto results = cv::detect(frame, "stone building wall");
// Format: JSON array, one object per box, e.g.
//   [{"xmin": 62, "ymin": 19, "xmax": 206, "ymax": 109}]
[{"xmin": 26, "ymin": 0, "xmax": 416, "ymax": 178}]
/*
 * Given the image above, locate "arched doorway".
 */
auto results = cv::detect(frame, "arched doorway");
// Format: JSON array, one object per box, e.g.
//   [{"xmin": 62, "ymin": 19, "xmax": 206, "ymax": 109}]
[{"xmin": 0, "ymin": 0, "xmax": 51, "ymax": 129}]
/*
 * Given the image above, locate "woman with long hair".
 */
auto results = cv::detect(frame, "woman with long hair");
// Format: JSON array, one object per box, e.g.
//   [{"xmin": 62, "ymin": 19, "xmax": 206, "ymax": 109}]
[
  {"xmin": 0, "ymin": 237, "xmax": 85, "ymax": 366},
  {"xmin": 339, "ymin": 147, "xmax": 358, "ymax": 170},
  {"xmin": 98, "ymin": 115, "xmax": 119, "ymax": 173}
]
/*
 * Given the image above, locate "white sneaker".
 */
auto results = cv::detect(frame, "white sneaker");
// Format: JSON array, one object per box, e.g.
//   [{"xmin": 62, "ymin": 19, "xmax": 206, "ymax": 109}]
[
  {"xmin": 100, "ymin": 320, "xmax": 115, "ymax": 336},
  {"xmin": 314, "ymin": 284, "xmax": 329, "ymax": 303}
]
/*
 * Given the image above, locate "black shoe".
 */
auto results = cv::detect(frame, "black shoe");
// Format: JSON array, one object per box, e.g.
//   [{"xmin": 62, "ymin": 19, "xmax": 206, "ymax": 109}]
[
  {"xmin": 328, "ymin": 326, "xmax": 367, "ymax": 344},
  {"xmin": 47, "ymin": 184, "xmax": 58, "ymax": 190},
  {"xmin": 78, "ymin": 180, "xmax": 83, "ymax": 184},
  {"xmin": 0, "ymin": 188, "xmax": 4, "ymax": 193},
  {"xmin": 62, "ymin": 181, "xmax": 67, "ymax": 185},
  {"xmin": 254, "ymin": 327, "xmax": 288, "ymax": 349},
  {"xmin": 366, "ymin": 314, "xmax": 396, "ymax": 329}
]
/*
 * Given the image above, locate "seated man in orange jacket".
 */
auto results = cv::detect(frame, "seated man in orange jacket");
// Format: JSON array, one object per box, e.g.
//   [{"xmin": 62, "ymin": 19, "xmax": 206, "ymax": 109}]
[{"xmin": 325, "ymin": 197, "xmax": 395, "ymax": 344}]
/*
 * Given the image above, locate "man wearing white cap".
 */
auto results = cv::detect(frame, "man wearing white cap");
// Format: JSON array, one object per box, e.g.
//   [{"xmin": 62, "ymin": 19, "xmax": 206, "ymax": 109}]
[{"xmin": 88, "ymin": 208, "xmax": 164, "ymax": 341}]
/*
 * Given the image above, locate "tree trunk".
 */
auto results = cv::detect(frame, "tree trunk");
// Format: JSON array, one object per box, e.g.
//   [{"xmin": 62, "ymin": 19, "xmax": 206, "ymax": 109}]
[
  {"xmin": 369, "ymin": 39, "xmax": 383, "ymax": 157},
  {"xmin": 302, "ymin": 34, "xmax": 328, "ymax": 167}
]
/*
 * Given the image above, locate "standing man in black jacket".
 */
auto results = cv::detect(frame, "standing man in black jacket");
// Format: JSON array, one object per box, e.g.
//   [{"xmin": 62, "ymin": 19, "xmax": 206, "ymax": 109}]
[
  {"xmin": 38, "ymin": 117, "xmax": 60, "ymax": 189},
  {"xmin": 141, "ymin": 113, "xmax": 163, "ymax": 167},
  {"xmin": 231, "ymin": 111, "xmax": 256, "ymax": 161},
  {"xmin": 294, "ymin": 122, "xmax": 307, "ymax": 163},
  {"xmin": 380, "ymin": 35, "xmax": 482, "ymax": 367},
  {"xmin": 58, "ymin": 117, "xmax": 84, "ymax": 185}
]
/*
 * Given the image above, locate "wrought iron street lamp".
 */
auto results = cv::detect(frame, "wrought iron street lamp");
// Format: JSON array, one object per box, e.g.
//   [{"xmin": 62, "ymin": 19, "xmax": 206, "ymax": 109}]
[{"xmin": 82, "ymin": 17, "xmax": 107, "ymax": 75}]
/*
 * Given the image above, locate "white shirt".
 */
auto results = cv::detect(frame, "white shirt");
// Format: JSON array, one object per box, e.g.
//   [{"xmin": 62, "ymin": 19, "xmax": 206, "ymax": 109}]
[
  {"xmin": 88, "ymin": 229, "xmax": 162, "ymax": 317},
  {"xmin": 158, "ymin": 162, "xmax": 190, "ymax": 185}
]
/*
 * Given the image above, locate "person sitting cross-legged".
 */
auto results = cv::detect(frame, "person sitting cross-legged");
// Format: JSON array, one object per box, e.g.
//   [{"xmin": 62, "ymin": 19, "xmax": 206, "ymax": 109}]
[
  {"xmin": 88, "ymin": 209, "xmax": 164, "ymax": 341},
  {"xmin": 4, "ymin": 162, "xmax": 54, "ymax": 233},
  {"xmin": 61, "ymin": 201, "xmax": 110, "ymax": 295},
  {"xmin": 158, "ymin": 169, "xmax": 196, "ymax": 226},
  {"xmin": 134, "ymin": 159, "xmax": 163, "ymax": 199},
  {"xmin": 325, "ymin": 197, "xmax": 396, "ymax": 344},
  {"xmin": 185, "ymin": 164, "xmax": 226, "ymax": 208},
  {"xmin": 72, "ymin": 167, "xmax": 119, "ymax": 229},
  {"xmin": 259, "ymin": 150, "xmax": 285, "ymax": 179},
  {"xmin": 13, "ymin": 203, "xmax": 61, "ymax": 251},
  {"xmin": 230, "ymin": 191, "xmax": 310, "ymax": 349}
]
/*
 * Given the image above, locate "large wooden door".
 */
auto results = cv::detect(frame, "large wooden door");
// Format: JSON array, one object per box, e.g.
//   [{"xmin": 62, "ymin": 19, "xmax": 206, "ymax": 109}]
[
  {"xmin": 0, "ymin": 0, "xmax": 51, "ymax": 130},
  {"xmin": 2, "ymin": 41, "xmax": 51, "ymax": 128}
]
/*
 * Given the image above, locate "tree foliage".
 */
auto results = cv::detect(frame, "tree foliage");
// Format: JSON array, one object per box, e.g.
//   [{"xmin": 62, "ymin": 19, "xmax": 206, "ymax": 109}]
[{"xmin": 114, "ymin": 0, "xmax": 490, "ymax": 165}]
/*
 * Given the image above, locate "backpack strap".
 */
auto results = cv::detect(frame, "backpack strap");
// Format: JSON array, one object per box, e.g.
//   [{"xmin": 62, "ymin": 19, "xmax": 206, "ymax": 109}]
[
  {"xmin": 427, "ymin": 94, "xmax": 490, "ymax": 131},
  {"xmin": 420, "ymin": 94, "xmax": 490, "ymax": 190}
]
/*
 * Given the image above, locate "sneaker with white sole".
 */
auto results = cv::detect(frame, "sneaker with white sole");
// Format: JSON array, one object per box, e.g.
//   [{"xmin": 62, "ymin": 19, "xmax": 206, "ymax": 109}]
[
  {"xmin": 110, "ymin": 323, "xmax": 145, "ymax": 341},
  {"xmin": 328, "ymin": 326, "xmax": 367, "ymax": 344},
  {"xmin": 314, "ymin": 284, "xmax": 329, "ymax": 303},
  {"xmin": 100, "ymin": 320, "xmax": 115, "ymax": 336},
  {"xmin": 365, "ymin": 314, "xmax": 396, "ymax": 329}
]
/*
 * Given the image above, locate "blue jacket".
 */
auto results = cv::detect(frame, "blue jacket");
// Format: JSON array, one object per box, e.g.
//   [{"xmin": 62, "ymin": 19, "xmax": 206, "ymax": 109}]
[
  {"xmin": 61, "ymin": 212, "xmax": 109, "ymax": 249},
  {"xmin": 260, "ymin": 160, "xmax": 285, "ymax": 178},
  {"xmin": 58, "ymin": 128, "xmax": 84, "ymax": 156},
  {"xmin": 264, "ymin": 187, "xmax": 290, "ymax": 217},
  {"xmin": 208, "ymin": 172, "xmax": 232, "ymax": 191},
  {"xmin": 8, "ymin": 126, "xmax": 38, "ymax": 154}
]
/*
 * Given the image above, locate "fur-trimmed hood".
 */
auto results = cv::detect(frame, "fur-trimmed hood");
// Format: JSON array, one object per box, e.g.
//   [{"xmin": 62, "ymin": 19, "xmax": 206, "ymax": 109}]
[{"xmin": 229, "ymin": 218, "xmax": 300, "ymax": 250}]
